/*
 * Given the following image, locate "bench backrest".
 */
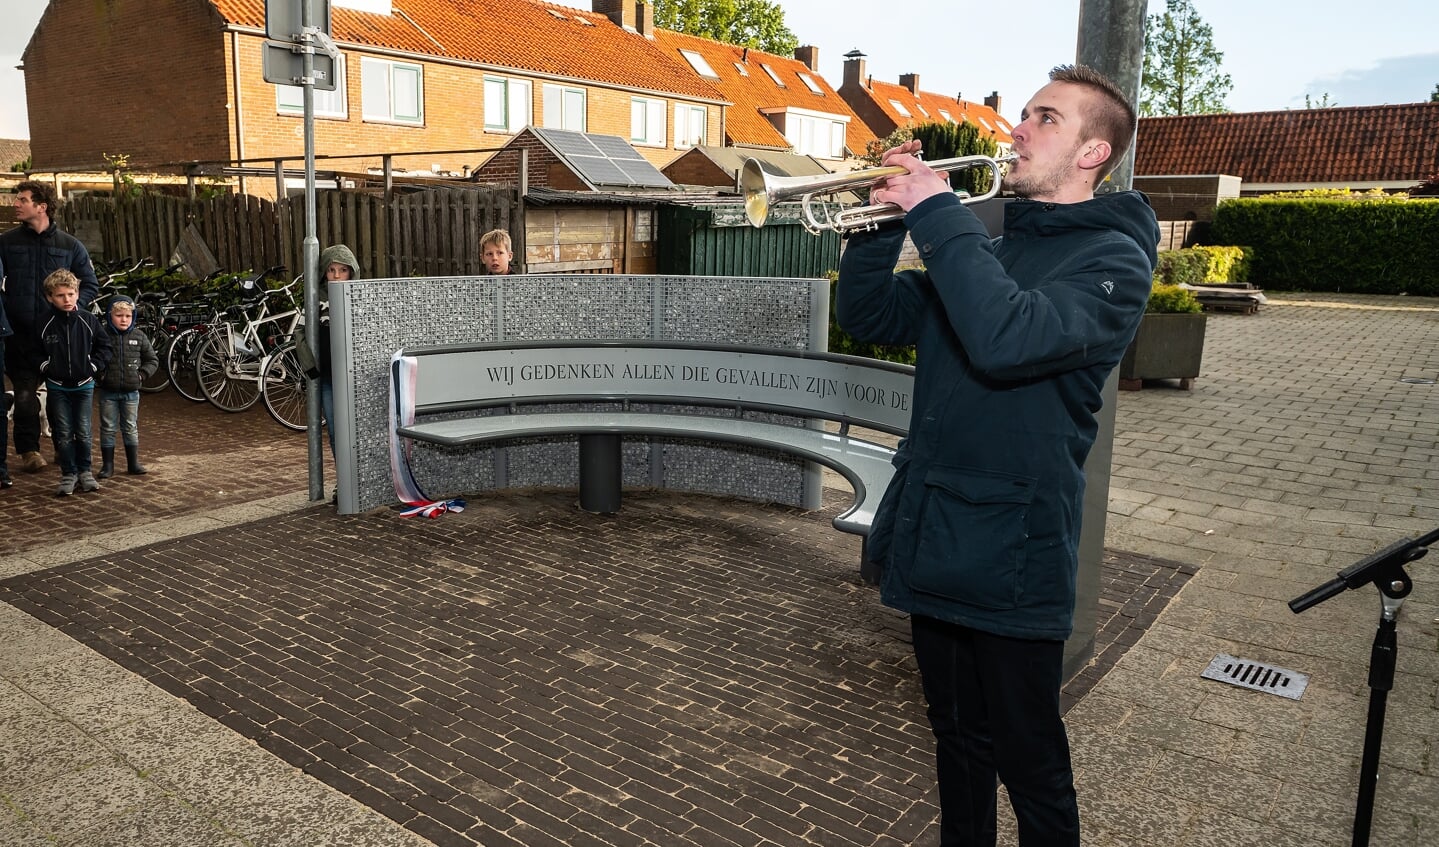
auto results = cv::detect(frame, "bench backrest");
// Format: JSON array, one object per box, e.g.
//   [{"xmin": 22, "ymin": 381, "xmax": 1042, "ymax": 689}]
[{"xmin": 398, "ymin": 341, "xmax": 915, "ymax": 436}]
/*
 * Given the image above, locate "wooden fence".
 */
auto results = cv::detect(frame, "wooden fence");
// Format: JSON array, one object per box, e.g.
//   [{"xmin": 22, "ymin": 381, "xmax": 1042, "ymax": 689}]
[{"xmin": 63, "ymin": 186, "xmax": 520, "ymax": 279}]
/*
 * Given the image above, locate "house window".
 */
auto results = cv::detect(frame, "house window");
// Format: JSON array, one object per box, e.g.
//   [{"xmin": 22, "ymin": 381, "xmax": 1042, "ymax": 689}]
[
  {"xmin": 543, "ymin": 84, "xmax": 587, "ymax": 131},
  {"xmin": 631, "ymin": 97, "xmax": 666, "ymax": 146},
  {"xmin": 678, "ymin": 49, "xmax": 718, "ymax": 78},
  {"xmin": 889, "ymin": 99, "xmax": 912, "ymax": 118},
  {"xmin": 676, "ymin": 103, "xmax": 706, "ymax": 148},
  {"xmin": 761, "ymin": 64, "xmax": 785, "ymax": 87},
  {"xmin": 361, "ymin": 57, "xmax": 422, "ymax": 124},
  {"xmin": 785, "ymin": 113, "xmax": 846, "ymax": 159},
  {"xmin": 798, "ymin": 73, "xmax": 824, "ymax": 95},
  {"xmin": 939, "ymin": 109, "xmax": 954, "ymax": 123},
  {"xmin": 277, "ymin": 54, "xmax": 347, "ymax": 118},
  {"xmin": 484, "ymin": 75, "xmax": 531, "ymax": 132},
  {"xmin": 733, "ymin": 62, "xmax": 749, "ymax": 76},
  {"xmin": 978, "ymin": 116, "xmax": 995, "ymax": 132},
  {"xmin": 916, "ymin": 104, "xmax": 930, "ymax": 118}
]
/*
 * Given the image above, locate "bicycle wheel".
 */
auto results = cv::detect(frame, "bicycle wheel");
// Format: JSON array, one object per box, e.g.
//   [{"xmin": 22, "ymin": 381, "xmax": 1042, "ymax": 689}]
[
  {"xmin": 196, "ymin": 333, "xmax": 262, "ymax": 412},
  {"xmin": 139, "ymin": 326, "xmax": 172, "ymax": 393},
  {"xmin": 165, "ymin": 327, "xmax": 207, "ymax": 402},
  {"xmin": 261, "ymin": 342, "xmax": 308, "ymax": 431}
]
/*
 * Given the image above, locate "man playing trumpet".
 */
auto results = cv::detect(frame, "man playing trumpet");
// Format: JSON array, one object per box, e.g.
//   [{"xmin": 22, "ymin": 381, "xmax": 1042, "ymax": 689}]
[{"xmin": 837, "ymin": 64, "xmax": 1160, "ymax": 846}]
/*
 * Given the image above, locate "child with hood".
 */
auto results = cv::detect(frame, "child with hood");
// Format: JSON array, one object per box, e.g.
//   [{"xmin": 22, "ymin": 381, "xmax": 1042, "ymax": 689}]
[
  {"xmin": 295, "ymin": 244, "xmax": 360, "ymax": 459},
  {"xmin": 96, "ymin": 295, "xmax": 159, "ymax": 478}
]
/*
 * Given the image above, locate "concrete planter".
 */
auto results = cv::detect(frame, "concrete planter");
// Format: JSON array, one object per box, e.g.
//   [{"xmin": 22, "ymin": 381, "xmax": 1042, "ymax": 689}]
[{"xmin": 1118, "ymin": 312, "xmax": 1207, "ymax": 390}]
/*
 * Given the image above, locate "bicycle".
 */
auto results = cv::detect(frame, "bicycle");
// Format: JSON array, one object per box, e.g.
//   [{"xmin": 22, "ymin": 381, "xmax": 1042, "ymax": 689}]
[
  {"xmin": 193, "ymin": 269, "xmax": 300, "ymax": 414},
  {"xmin": 259, "ymin": 339, "xmax": 309, "ymax": 431}
]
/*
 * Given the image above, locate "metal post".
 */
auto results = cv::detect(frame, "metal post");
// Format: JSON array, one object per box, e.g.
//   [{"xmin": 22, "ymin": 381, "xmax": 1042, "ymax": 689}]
[{"xmin": 301, "ymin": 4, "xmax": 324, "ymax": 501}]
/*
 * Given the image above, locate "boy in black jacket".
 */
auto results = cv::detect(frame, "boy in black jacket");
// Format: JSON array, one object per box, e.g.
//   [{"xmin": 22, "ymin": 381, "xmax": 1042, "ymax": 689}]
[
  {"xmin": 38, "ymin": 269, "xmax": 110, "ymax": 495},
  {"xmin": 96, "ymin": 296, "xmax": 158, "ymax": 478}
]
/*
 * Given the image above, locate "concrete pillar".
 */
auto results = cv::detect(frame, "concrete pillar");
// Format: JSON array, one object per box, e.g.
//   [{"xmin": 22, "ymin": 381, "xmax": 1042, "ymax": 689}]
[
  {"xmin": 1066, "ymin": 0, "xmax": 1148, "ymax": 683},
  {"xmin": 1077, "ymin": 0, "xmax": 1147, "ymax": 192}
]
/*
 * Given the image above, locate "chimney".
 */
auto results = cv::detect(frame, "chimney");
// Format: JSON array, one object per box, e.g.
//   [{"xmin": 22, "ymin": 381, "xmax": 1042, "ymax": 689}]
[
  {"xmin": 636, "ymin": 1, "xmax": 653, "ymax": 37},
  {"xmin": 593, "ymin": 0, "xmax": 636, "ymax": 32},
  {"xmin": 899, "ymin": 73, "xmax": 920, "ymax": 94},
  {"xmin": 794, "ymin": 45, "xmax": 819, "ymax": 72},
  {"xmin": 984, "ymin": 91, "xmax": 1001, "ymax": 114},
  {"xmin": 842, "ymin": 48, "xmax": 866, "ymax": 90}
]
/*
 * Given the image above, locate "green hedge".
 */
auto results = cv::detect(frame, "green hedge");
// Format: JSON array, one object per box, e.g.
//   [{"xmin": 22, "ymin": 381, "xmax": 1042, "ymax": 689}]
[
  {"xmin": 1210, "ymin": 198, "xmax": 1439, "ymax": 294},
  {"xmin": 1153, "ymin": 246, "xmax": 1251, "ymax": 285}
]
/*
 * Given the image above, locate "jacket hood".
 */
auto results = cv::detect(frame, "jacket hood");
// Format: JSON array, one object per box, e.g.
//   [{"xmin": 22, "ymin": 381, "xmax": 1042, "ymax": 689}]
[
  {"xmin": 1003, "ymin": 191, "xmax": 1161, "ymax": 270},
  {"xmin": 107, "ymin": 295, "xmax": 136, "ymax": 333},
  {"xmin": 318, "ymin": 244, "xmax": 361, "ymax": 278}
]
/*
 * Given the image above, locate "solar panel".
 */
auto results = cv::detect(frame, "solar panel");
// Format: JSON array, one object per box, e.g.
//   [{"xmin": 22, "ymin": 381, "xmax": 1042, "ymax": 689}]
[{"xmin": 533, "ymin": 127, "xmax": 673, "ymax": 189}]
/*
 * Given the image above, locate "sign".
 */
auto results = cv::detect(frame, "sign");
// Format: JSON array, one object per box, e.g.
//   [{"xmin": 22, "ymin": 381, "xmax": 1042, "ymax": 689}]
[
  {"xmin": 265, "ymin": 0, "xmax": 331, "ymax": 41},
  {"xmin": 262, "ymin": 40, "xmax": 338, "ymax": 91}
]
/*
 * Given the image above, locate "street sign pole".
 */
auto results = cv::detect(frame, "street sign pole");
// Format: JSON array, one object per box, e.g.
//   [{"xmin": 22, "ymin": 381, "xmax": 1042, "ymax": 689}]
[{"xmin": 301, "ymin": 1, "xmax": 323, "ymax": 503}]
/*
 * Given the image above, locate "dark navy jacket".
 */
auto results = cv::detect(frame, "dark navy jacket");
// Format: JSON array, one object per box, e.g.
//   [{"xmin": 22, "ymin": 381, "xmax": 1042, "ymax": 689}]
[
  {"xmin": 38, "ymin": 306, "xmax": 111, "ymax": 388},
  {"xmin": 0, "ymin": 222, "xmax": 100, "ymax": 331},
  {"xmin": 98, "ymin": 297, "xmax": 159, "ymax": 392},
  {"xmin": 837, "ymin": 190, "xmax": 1160, "ymax": 640}
]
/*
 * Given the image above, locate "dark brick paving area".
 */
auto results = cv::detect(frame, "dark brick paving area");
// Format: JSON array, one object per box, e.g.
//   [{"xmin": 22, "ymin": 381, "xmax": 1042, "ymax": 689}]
[
  {"xmin": 0, "ymin": 479, "xmax": 1194, "ymax": 847},
  {"xmin": 4, "ymin": 388, "xmax": 316, "ymax": 556}
]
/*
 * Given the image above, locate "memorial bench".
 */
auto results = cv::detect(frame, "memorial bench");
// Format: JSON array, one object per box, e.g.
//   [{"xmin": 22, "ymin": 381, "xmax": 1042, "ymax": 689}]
[{"xmin": 389, "ymin": 341, "xmax": 914, "ymax": 542}]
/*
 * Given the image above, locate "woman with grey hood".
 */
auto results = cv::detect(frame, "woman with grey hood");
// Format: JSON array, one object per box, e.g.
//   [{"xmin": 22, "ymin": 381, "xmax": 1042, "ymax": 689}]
[{"xmin": 295, "ymin": 244, "xmax": 360, "ymax": 460}]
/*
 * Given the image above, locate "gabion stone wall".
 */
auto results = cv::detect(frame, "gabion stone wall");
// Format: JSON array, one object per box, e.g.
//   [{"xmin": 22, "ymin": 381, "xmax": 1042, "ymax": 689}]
[{"xmin": 330, "ymin": 275, "xmax": 829, "ymax": 513}]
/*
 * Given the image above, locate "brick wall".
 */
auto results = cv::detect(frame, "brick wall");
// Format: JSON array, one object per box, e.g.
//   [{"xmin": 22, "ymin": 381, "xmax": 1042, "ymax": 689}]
[
  {"xmin": 1133, "ymin": 174, "xmax": 1242, "ymax": 222},
  {"xmin": 26, "ymin": 0, "xmax": 233, "ymax": 171}
]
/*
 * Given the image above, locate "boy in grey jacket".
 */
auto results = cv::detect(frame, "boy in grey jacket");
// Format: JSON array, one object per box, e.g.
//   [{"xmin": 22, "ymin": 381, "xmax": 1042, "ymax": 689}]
[{"xmin": 96, "ymin": 296, "xmax": 159, "ymax": 478}]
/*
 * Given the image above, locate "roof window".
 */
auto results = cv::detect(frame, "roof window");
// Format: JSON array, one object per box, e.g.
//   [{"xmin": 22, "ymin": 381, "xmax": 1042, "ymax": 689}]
[
  {"xmin": 679, "ymin": 49, "xmax": 719, "ymax": 79},
  {"xmin": 761, "ymin": 64, "xmax": 786, "ymax": 87}
]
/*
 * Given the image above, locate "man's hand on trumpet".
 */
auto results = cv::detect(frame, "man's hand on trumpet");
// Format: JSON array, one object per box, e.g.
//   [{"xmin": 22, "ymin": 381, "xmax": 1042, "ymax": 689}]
[{"xmin": 869, "ymin": 140, "xmax": 952, "ymax": 213}]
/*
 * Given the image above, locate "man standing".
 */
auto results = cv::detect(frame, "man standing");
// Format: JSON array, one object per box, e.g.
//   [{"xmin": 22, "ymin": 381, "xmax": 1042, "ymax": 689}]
[
  {"xmin": 1, "ymin": 181, "xmax": 99, "ymax": 473},
  {"xmin": 837, "ymin": 65, "xmax": 1159, "ymax": 845}
]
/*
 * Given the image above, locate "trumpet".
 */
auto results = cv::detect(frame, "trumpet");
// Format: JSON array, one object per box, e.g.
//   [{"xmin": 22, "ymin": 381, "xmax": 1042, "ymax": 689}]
[{"xmin": 742, "ymin": 153, "xmax": 1018, "ymax": 234}]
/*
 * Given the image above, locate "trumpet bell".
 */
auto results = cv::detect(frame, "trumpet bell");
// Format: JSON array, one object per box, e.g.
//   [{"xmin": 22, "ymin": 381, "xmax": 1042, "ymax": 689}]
[{"xmin": 740, "ymin": 158, "xmax": 774, "ymax": 229}]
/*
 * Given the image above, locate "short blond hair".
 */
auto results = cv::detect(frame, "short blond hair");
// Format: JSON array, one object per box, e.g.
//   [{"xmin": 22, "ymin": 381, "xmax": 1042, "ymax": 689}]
[
  {"xmin": 480, "ymin": 229, "xmax": 512, "ymax": 252},
  {"xmin": 43, "ymin": 268, "xmax": 80, "ymax": 296},
  {"xmin": 109, "ymin": 300, "xmax": 135, "ymax": 315}
]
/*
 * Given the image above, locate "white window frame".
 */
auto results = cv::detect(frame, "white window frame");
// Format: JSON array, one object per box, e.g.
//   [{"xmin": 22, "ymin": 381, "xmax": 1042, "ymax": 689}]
[
  {"xmin": 675, "ymin": 103, "xmax": 706, "ymax": 149},
  {"xmin": 732, "ymin": 61, "xmax": 749, "ymax": 76},
  {"xmin": 277, "ymin": 54, "xmax": 348, "ymax": 118},
  {"xmin": 797, "ymin": 73, "xmax": 824, "ymax": 95},
  {"xmin": 631, "ymin": 97, "xmax": 667, "ymax": 147},
  {"xmin": 889, "ymin": 99, "xmax": 912, "ymax": 118},
  {"xmin": 484, "ymin": 75, "xmax": 531, "ymax": 132},
  {"xmin": 761, "ymin": 64, "xmax": 785, "ymax": 87},
  {"xmin": 939, "ymin": 109, "xmax": 954, "ymax": 123},
  {"xmin": 361, "ymin": 57, "xmax": 423, "ymax": 125},
  {"xmin": 678, "ymin": 49, "xmax": 718, "ymax": 78},
  {"xmin": 764, "ymin": 106, "xmax": 849, "ymax": 159},
  {"xmin": 543, "ymin": 83, "xmax": 587, "ymax": 131}
]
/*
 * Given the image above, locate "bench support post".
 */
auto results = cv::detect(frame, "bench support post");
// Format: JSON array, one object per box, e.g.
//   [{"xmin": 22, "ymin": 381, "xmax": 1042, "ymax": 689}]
[{"xmin": 578, "ymin": 435, "xmax": 623, "ymax": 514}]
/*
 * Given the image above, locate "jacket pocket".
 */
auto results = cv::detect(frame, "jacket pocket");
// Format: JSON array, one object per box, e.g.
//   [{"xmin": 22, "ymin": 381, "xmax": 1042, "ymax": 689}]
[{"xmin": 907, "ymin": 465, "xmax": 1036, "ymax": 609}]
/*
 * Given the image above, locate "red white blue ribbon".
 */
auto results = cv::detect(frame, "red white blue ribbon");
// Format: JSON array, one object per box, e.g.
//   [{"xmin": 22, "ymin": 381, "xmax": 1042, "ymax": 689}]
[{"xmin": 389, "ymin": 351, "xmax": 463, "ymax": 518}]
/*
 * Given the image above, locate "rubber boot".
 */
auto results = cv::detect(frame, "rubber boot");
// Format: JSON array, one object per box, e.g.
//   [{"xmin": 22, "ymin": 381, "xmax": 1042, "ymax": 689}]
[
  {"xmin": 125, "ymin": 444, "xmax": 148, "ymax": 475},
  {"xmin": 97, "ymin": 446, "xmax": 116, "ymax": 479}
]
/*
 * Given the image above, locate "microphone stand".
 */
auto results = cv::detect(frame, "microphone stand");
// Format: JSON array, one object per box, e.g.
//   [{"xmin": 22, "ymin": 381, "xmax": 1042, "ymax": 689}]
[{"xmin": 1288, "ymin": 526, "xmax": 1439, "ymax": 847}]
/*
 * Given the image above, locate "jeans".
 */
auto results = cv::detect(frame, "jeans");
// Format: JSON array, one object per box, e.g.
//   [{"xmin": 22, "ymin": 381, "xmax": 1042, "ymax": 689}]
[
  {"xmin": 98, "ymin": 389, "xmax": 140, "ymax": 448},
  {"xmin": 319, "ymin": 376, "xmax": 335, "ymax": 458},
  {"xmin": 911, "ymin": 615, "xmax": 1079, "ymax": 847},
  {"xmin": 5, "ymin": 331, "xmax": 43, "ymax": 455},
  {"xmin": 0, "ymin": 337, "xmax": 8, "ymax": 472},
  {"xmin": 47, "ymin": 383, "xmax": 94, "ymax": 475}
]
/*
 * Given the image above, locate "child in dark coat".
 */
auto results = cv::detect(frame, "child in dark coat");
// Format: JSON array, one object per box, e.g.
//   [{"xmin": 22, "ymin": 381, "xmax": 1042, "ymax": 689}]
[
  {"xmin": 96, "ymin": 296, "xmax": 159, "ymax": 478},
  {"xmin": 38, "ymin": 269, "xmax": 111, "ymax": 495}
]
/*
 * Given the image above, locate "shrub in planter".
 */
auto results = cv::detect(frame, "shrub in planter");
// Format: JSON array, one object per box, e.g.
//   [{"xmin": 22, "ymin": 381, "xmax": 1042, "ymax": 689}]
[{"xmin": 1120, "ymin": 284, "xmax": 1206, "ymax": 389}]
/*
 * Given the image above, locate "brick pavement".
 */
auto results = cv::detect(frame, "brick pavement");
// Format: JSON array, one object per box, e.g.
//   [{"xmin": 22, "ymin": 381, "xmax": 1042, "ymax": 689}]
[
  {"xmin": 13, "ymin": 291, "xmax": 1430, "ymax": 846},
  {"xmin": 4, "ymin": 389, "xmax": 317, "ymax": 557}
]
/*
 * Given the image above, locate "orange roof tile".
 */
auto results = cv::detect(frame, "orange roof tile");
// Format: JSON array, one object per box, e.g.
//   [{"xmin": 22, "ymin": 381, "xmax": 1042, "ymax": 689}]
[
  {"xmin": 650, "ymin": 31, "xmax": 876, "ymax": 155},
  {"xmin": 863, "ymin": 79, "xmax": 1013, "ymax": 144},
  {"xmin": 209, "ymin": 0, "xmax": 724, "ymax": 102},
  {"xmin": 1136, "ymin": 103, "xmax": 1439, "ymax": 185}
]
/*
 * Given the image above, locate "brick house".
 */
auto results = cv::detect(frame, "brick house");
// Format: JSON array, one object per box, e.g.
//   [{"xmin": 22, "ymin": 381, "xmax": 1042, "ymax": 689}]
[
  {"xmin": 21, "ymin": 0, "xmax": 727, "ymax": 196},
  {"xmin": 1136, "ymin": 103, "xmax": 1439, "ymax": 198},
  {"xmin": 836, "ymin": 50, "xmax": 1013, "ymax": 154},
  {"xmin": 647, "ymin": 32, "xmax": 875, "ymax": 165}
]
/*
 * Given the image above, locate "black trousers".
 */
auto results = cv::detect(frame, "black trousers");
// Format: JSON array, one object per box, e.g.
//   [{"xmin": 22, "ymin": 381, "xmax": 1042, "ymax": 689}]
[
  {"xmin": 911, "ymin": 614, "xmax": 1079, "ymax": 847},
  {"xmin": 5, "ymin": 331, "xmax": 43, "ymax": 456}
]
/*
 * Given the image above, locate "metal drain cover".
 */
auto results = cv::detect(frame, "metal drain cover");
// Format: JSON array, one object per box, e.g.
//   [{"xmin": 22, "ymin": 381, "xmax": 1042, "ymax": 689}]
[
  {"xmin": 1200, "ymin": 653, "xmax": 1309, "ymax": 700},
  {"xmin": 1399, "ymin": 377, "xmax": 1436, "ymax": 385}
]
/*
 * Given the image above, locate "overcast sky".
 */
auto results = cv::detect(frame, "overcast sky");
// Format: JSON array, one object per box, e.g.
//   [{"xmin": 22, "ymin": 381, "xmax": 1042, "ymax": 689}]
[{"xmin": 2, "ymin": 0, "xmax": 1436, "ymax": 138}]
